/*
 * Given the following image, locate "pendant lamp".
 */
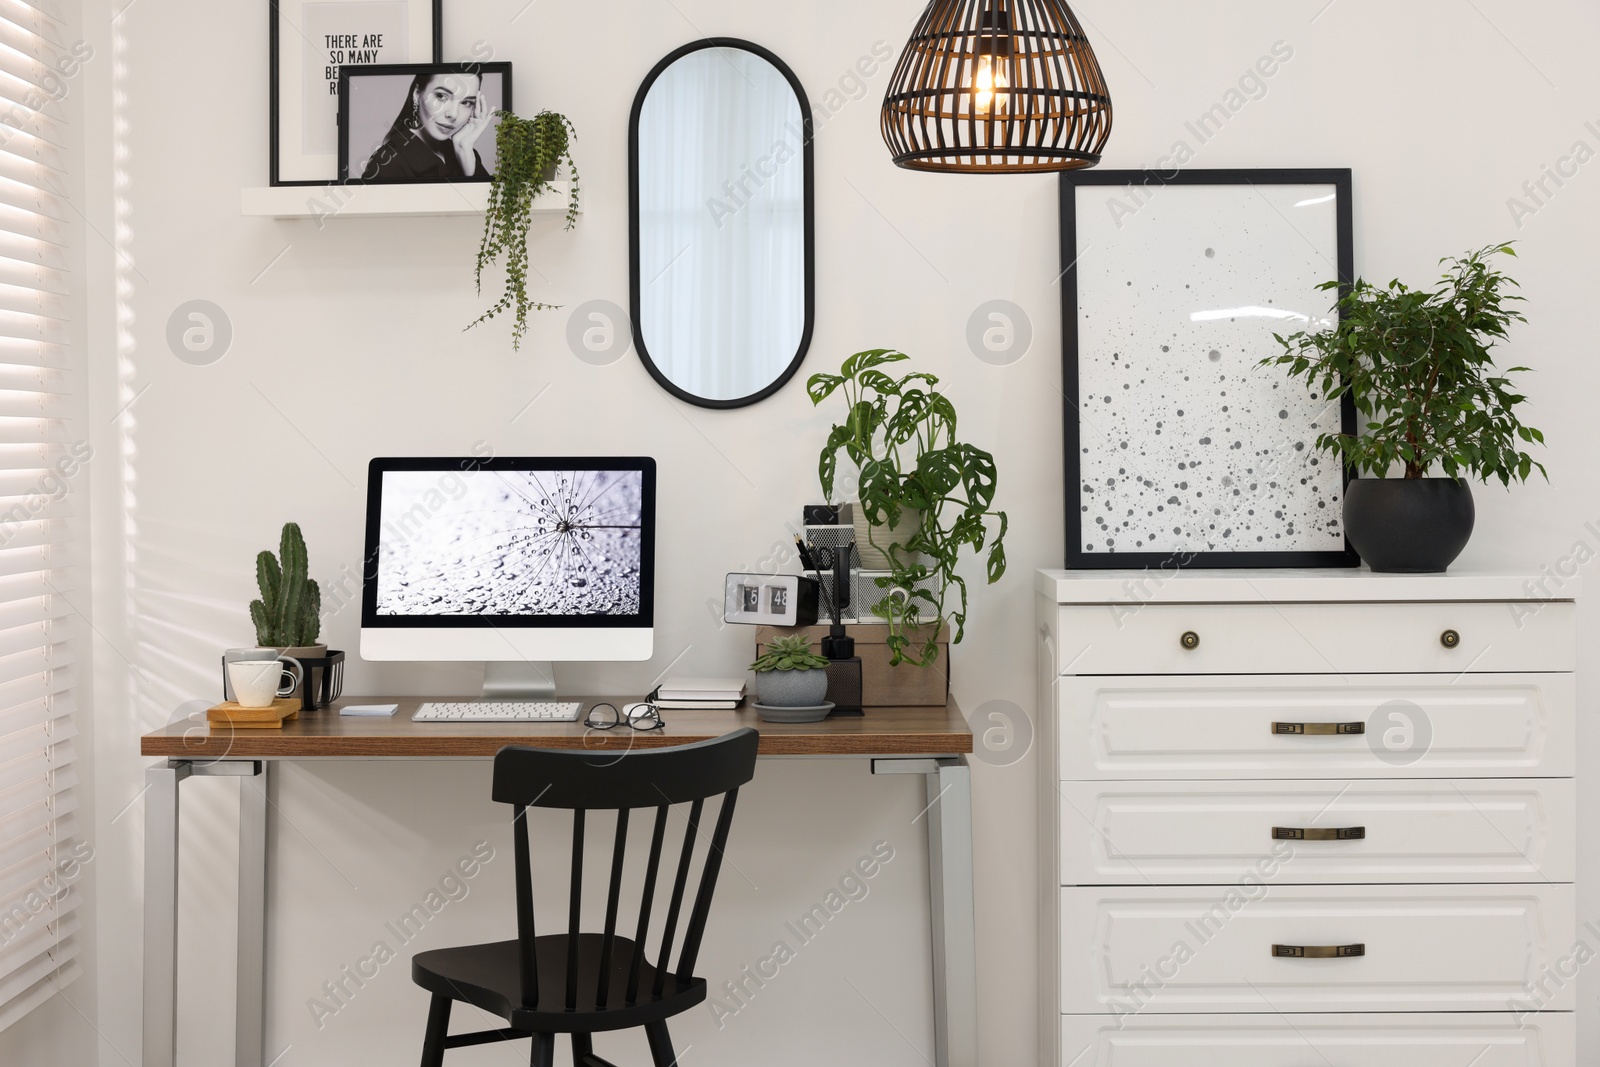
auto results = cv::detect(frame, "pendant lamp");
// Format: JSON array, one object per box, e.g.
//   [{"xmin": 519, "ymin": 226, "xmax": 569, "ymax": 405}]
[{"xmin": 882, "ymin": 0, "xmax": 1113, "ymax": 173}]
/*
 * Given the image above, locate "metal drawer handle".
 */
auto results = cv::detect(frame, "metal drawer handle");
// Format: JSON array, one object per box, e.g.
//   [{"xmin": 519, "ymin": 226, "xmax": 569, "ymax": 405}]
[
  {"xmin": 1272, "ymin": 721, "xmax": 1365, "ymax": 735},
  {"xmin": 1441, "ymin": 629, "xmax": 1461, "ymax": 649},
  {"xmin": 1180, "ymin": 630, "xmax": 1200, "ymax": 650},
  {"xmin": 1273, "ymin": 826, "xmax": 1366, "ymax": 841},
  {"xmin": 1273, "ymin": 943, "xmax": 1365, "ymax": 959}
]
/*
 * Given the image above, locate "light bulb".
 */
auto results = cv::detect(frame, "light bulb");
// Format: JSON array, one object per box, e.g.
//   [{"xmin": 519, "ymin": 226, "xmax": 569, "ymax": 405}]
[{"xmin": 973, "ymin": 55, "xmax": 1009, "ymax": 116}]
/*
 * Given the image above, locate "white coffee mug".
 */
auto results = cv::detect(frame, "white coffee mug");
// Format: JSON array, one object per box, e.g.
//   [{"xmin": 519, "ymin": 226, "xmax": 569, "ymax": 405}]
[{"xmin": 225, "ymin": 650, "xmax": 303, "ymax": 709}]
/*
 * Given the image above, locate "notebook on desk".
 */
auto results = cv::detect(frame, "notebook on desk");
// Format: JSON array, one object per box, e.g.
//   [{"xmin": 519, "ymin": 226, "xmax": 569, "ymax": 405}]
[{"xmin": 655, "ymin": 677, "xmax": 745, "ymax": 709}]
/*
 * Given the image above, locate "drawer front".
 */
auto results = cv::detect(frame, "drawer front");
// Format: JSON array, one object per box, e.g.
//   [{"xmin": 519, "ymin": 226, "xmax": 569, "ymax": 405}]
[
  {"xmin": 1056, "ymin": 601, "xmax": 1574, "ymax": 675},
  {"xmin": 1060, "ymin": 884, "xmax": 1576, "ymax": 1014},
  {"xmin": 1059, "ymin": 778, "xmax": 1576, "ymax": 884},
  {"xmin": 1059, "ymin": 673, "xmax": 1574, "ymax": 780},
  {"xmin": 1059, "ymin": 1012, "xmax": 1575, "ymax": 1067}
]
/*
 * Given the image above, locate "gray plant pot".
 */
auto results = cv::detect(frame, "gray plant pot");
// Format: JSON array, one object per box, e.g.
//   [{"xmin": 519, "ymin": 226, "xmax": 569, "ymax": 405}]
[
  {"xmin": 753, "ymin": 668, "xmax": 829, "ymax": 708},
  {"xmin": 1344, "ymin": 477, "xmax": 1475, "ymax": 573}
]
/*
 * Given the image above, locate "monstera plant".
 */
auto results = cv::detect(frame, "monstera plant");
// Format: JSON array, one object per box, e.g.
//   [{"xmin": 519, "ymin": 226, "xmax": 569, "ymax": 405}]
[{"xmin": 808, "ymin": 349, "xmax": 1008, "ymax": 667}]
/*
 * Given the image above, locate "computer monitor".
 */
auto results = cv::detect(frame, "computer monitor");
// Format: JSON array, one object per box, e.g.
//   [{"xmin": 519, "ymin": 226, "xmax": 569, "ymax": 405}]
[{"xmin": 360, "ymin": 457, "xmax": 656, "ymax": 698}]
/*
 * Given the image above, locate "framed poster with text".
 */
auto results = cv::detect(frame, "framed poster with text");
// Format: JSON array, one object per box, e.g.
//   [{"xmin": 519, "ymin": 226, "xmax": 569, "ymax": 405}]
[{"xmin": 270, "ymin": 0, "xmax": 441, "ymax": 185}]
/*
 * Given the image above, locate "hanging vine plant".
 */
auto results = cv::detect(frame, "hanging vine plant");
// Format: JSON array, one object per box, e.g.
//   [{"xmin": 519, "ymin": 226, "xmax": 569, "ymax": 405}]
[{"xmin": 468, "ymin": 109, "xmax": 581, "ymax": 349}]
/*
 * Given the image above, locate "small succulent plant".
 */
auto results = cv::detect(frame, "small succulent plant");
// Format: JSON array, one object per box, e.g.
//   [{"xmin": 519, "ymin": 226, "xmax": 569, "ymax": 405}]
[
  {"xmin": 250, "ymin": 522, "xmax": 322, "ymax": 648},
  {"xmin": 749, "ymin": 635, "xmax": 830, "ymax": 673}
]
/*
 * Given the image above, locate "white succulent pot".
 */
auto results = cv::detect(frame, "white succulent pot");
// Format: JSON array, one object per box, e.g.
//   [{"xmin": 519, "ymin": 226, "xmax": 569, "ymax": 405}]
[
  {"xmin": 753, "ymin": 667, "xmax": 829, "ymax": 708},
  {"xmin": 853, "ymin": 506, "xmax": 923, "ymax": 570}
]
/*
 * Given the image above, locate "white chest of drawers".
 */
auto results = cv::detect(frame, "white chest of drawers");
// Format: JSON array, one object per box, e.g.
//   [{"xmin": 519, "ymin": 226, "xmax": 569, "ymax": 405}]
[{"xmin": 1036, "ymin": 569, "xmax": 1579, "ymax": 1067}]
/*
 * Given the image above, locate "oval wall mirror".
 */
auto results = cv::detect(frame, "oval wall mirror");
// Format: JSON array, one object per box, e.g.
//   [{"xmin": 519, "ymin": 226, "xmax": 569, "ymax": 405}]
[{"xmin": 629, "ymin": 39, "xmax": 814, "ymax": 409}]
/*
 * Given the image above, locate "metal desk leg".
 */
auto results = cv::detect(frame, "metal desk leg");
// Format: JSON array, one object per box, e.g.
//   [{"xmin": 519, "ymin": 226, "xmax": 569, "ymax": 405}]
[
  {"xmin": 237, "ymin": 761, "xmax": 270, "ymax": 1067},
  {"xmin": 874, "ymin": 757, "xmax": 979, "ymax": 1067},
  {"xmin": 143, "ymin": 761, "xmax": 189, "ymax": 1067},
  {"xmin": 925, "ymin": 759, "xmax": 977, "ymax": 1067}
]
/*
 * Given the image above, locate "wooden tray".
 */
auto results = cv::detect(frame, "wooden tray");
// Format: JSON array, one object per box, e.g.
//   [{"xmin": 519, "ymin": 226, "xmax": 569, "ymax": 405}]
[{"xmin": 207, "ymin": 698, "xmax": 301, "ymax": 729}]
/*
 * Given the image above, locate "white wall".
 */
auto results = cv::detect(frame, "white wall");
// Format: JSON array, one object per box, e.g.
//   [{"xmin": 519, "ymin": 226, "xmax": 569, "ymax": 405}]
[{"xmin": 17, "ymin": 1, "xmax": 1595, "ymax": 1066}]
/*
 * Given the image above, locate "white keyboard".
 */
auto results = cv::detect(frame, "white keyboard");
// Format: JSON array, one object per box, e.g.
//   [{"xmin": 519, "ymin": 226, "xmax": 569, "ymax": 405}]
[{"xmin": 413, "ymin": 701, "xmax": 584, "ymax": 722}]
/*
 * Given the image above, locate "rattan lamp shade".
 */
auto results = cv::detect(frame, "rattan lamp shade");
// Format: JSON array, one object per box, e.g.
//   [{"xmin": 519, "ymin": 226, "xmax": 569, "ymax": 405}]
[{"xmin": 882, "ymin": 0, "xmax": 1112, "ymax": 173}]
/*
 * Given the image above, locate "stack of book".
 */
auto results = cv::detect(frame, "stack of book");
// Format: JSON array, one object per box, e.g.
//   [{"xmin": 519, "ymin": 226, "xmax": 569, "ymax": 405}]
[{"xmin": 654, "ymin": 677, "xmax": 747, "ymax": 710}]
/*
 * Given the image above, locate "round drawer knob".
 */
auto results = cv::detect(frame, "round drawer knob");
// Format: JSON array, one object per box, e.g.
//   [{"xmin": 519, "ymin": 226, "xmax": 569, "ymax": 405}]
[
  {"xmin": 1440, "ymin": 629, "xmax": 1461, "ymax": 649},
  {"xmin": 1180, "ymin": 630, "xmax": 1201, "ymax": 651}
]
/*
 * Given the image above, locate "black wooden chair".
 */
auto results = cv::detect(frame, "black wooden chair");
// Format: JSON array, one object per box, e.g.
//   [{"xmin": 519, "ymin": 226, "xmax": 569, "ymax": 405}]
[{"xmin": 412, "ymin": 728, "xmax": 760, "ymax": 1067}]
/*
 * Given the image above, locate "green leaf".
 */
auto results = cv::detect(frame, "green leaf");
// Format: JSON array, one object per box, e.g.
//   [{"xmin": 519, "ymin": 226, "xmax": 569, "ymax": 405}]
[
  {"xmin": 913, "ymin": 448, "xmax": 963, "ymax": 498},
  {"xmin": 807, "ymin": 373, "xmax": 845, "ymax": 405},
  {"xmin": 839, "ymin": 349, "xmax": 908, "ymax": 380},
  {"xmin": 818, "ymin": 423, "xmax": 853, "ymax": 501}
]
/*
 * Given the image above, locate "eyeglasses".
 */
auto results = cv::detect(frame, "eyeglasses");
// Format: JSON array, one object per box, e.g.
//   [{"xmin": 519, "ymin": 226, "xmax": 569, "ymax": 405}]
[{"xmin": 582, "ymin": 701, "xmax": 666, "ymax": 732}]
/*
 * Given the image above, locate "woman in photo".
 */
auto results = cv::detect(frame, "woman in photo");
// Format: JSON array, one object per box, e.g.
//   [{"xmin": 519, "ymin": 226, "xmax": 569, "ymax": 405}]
[{"xmin": 361, "ymin": 71, "xmax": 495, "ymax": 181}]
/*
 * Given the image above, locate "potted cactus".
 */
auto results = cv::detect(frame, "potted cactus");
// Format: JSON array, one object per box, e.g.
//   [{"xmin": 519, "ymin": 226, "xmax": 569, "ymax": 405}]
[
  {"xmin": 250, "ymin": 522, "xmax": 324, "ymax": 660},
  {"xmin": 749, "ymin": 635, "xmax": 832, "ymax": 722}
]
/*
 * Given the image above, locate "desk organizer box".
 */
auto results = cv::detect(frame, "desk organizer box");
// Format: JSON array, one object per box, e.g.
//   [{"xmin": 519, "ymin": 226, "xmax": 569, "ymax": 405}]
[{"xmin": 803, "ymin": 524, "xmax": 938, "ymax": 624}]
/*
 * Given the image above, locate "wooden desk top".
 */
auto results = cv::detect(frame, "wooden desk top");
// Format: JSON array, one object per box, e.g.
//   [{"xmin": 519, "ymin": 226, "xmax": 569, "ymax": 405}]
[{"xmin": 140, "ymin": 697, "xmax": 973, "ymax": 759}]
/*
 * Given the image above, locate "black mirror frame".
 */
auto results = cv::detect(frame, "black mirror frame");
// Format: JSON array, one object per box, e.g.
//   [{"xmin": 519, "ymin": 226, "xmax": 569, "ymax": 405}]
[{"xmin": 628, "ymin": 38, "xmax": 816, "ymax": 410}]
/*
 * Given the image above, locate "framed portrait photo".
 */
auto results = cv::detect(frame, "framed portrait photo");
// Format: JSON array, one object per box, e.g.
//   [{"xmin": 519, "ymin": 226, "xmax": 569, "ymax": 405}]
[
  {"xmin": 270, "ymin": 0, "xmax": 441, "ymax": 185},
  {"xmin": 339, "ymin": 62, "xmax": 511, "ymax": 183},
  {"xmin": 1060, "ymin": 168, "xmax": 1358, "ymax": 570}
]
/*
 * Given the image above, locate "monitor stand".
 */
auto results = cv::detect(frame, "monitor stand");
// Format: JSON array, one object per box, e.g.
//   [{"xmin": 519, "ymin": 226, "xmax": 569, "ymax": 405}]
[{"xmin": 482, "ymin": 661, "xmax": 558, "ymax": 700}]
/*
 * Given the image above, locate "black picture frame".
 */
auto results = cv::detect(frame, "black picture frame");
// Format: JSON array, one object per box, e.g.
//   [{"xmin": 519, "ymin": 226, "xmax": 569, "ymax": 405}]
[
  {"xmin": 1060, "ymin": 168, "xmax": 1359, "ymax": 570},
  {"xmin": 360, "ymin": 457, "xmax": 658, "ymax": 630},
  {"xmin": 337, "ymin": 62, "xmax": 512, "ymax": 184},
  {"xmin": 628, "ymin": 38, "xmax": 816, "ymax": 410},
  {"xmin": 269, "ymin": 0, "xmax": 442, "ymax": 187}
]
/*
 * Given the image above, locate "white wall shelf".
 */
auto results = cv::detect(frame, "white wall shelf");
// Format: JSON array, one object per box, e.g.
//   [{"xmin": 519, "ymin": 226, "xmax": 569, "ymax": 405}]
[{"xmin": 239, "ymin": 181, "xmax": 574, "ymax": 220}]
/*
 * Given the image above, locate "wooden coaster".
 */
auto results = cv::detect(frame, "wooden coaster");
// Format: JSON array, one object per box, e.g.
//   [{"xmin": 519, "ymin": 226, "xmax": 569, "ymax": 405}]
[{"xmin": 207, "ymin": 698, "xmax": 301, "ymax": 729}]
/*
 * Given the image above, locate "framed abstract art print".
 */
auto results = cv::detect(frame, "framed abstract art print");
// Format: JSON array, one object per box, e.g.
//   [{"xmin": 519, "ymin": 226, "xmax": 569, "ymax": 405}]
[{"xmin": 1060, "ymin": 168, "xmax": 1358, "ymax": 569}]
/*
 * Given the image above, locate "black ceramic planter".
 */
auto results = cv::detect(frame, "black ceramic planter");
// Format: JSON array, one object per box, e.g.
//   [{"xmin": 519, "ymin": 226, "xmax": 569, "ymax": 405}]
[{"xmin": 1343, "ymin": 478, "xmax": 1475, "ymax": 573}]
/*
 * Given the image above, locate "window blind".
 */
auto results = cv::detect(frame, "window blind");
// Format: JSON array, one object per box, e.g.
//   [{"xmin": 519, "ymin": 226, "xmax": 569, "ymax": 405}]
[{"xmin": 0, "ymin": 0, "xmax": 84, "ymax": 1033}]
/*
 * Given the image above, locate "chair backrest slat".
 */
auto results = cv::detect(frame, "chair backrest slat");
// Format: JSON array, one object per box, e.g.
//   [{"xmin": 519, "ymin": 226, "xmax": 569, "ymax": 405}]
[
  {"xmin": 512, "ymin": 806, "xmax": 539, "ymax": 1007},
  {"xmin": 626, "ymin": 806, "xmax": 670, "ymax": 1004},
  {"xmin": 675, "ymin": 787, "xmax": 739, "ymax": 980},
  {"xmin": 651, "ymin": 798, "xmax": 703, "ymax": 997},
  {"xmin": 595, "ymin": 808, "xmax": 630, "ymax": 1007},
  {"xmin": 490, "ymin": 729, "xmax": 759, "ymax": 1013},
  {"xmin": 566, "ymin": 809, "xmax": 585, "ymax": 1012}
]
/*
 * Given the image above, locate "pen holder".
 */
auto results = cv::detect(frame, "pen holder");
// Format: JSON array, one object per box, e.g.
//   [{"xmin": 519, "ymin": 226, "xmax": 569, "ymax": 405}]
[
  {"xmin": 824, "ymin": 657, "xmax": 863, "ymax": 716},
  {"xmin": 222, "ymin": 649, "xmax": 345, "ymax": 711}
]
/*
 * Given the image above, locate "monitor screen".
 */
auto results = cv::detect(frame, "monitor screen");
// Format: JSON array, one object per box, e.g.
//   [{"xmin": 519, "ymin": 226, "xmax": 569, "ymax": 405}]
[{"xmin": 361, "ymin": 458, "xmax": 655, "ymax": 629}]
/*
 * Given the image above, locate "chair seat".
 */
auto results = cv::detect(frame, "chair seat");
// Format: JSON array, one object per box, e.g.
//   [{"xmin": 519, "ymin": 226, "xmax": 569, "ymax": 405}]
[{"xmin": 413, "ymin": 933, "xmax": 706, "ymax": 1033}]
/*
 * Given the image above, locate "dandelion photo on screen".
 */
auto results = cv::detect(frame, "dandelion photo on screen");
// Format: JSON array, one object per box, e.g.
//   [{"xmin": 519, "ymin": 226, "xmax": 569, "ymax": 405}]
[{"xmin": 375, "ymin": 468, "xmax": 644, "ymax": 617}]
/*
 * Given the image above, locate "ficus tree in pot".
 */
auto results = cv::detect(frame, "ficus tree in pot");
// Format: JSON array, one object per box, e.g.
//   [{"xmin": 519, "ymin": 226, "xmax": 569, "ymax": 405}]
[
  {"xmin": 1263, "ymin": 243, "xmax": 1546, "ymax": 572},
  {"xmin": 808, "ymin": 350, "xmax": 1008, "ymax": 667}
]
